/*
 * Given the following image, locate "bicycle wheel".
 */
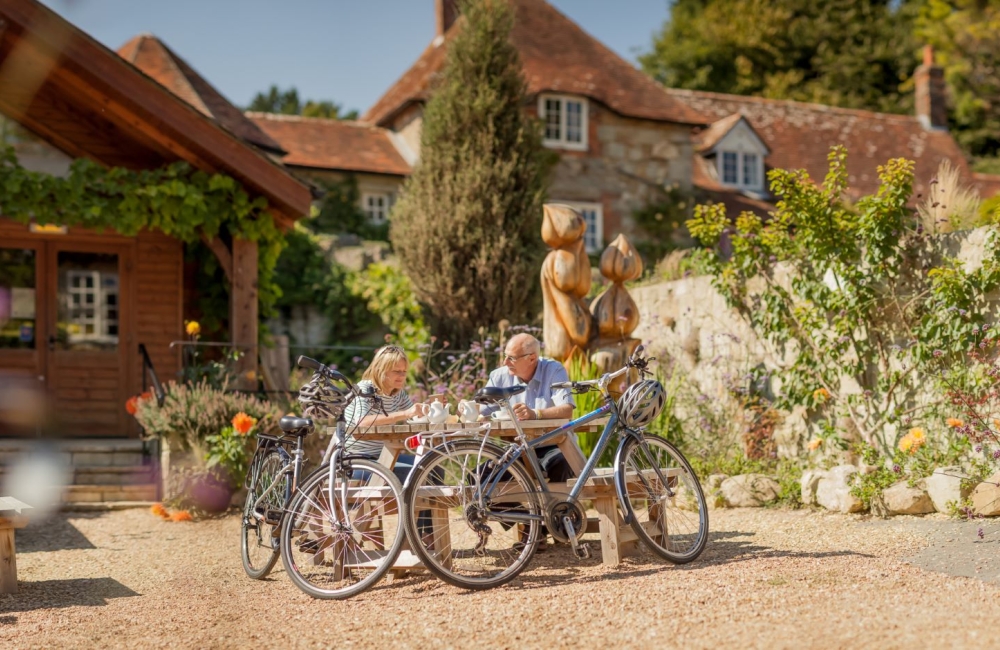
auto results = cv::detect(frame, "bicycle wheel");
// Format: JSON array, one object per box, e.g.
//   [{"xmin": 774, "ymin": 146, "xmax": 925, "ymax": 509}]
[
  {"xmin": 616, "ymin": 434, "xmax": 708, "ymax": 564},
  {"xmin": 241, "ymin": 448, "xmax": 287, "ymax": 579},
  {"xmin": 280, "ymin": 458, "xmax": 405, "ymax": 599},
  {"xmin": 403, "ymin": 440, "xmax": 541, "ymax": 590}
]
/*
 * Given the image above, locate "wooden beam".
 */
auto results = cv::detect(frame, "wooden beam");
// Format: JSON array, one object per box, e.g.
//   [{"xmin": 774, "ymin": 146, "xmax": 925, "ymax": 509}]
[
  {"xmin": 202, "ymin": 235, "xmax": 233, "ymax": 284},
  {"xmin": 0, "ymin": 0, "xmax": 311, "ymax": 218},
  {"xmin": 230, "ymin": 238, "xmax": 258, "ymax": 392}
]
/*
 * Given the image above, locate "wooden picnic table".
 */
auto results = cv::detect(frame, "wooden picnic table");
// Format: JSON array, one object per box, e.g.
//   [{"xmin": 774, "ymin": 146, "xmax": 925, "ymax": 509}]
[
  {"xmin": 0, "ymin": 496, "xmax": 32, "ymax": 594},
  {"xmin": 337, "ymin": 417, "xmax": 641, "ymax": 567}
]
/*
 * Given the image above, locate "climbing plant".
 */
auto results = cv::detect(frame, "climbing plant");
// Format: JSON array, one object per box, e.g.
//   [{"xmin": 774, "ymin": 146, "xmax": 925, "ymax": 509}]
[
  {"xmin": 687, "ymin": 146, "xmax": 1000, "ymax": 455},
  {"xmin": 0, "ymin": 146, "xmax": 287, "ymax": 321}
]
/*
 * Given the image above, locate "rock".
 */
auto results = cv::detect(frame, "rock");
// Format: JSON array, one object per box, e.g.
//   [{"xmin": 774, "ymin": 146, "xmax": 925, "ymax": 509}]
[
  {"xmin": 800, "ymin": 469, "xmax": 823, "ymax": 506},
  {"xmin": 925, "ymin": 466, "xmax": 973, "ymax": 513},
  {"xmin": 882, "ymin": 480, "xmax": 934, "ymax": 515},
  {"xmin": 815, "ymin": 465, "xmax": 863, "ymax": 513},
  {"xmin": 705, "ymin": 474, "xmax": 728, "ymax": 509},
  {"xmin": 720, "ymin": 474, "xmax": 780, "ymax": 507},
  {"xmin": 971, "ymin": 472, "xmax": 1000, "ymax": 516}
]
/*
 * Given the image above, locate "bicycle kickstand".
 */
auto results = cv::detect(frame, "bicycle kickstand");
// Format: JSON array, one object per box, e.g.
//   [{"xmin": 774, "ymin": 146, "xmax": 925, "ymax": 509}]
[{"xmin": 562, "ymin": 515, "xmax": 591, "ymax": 561}]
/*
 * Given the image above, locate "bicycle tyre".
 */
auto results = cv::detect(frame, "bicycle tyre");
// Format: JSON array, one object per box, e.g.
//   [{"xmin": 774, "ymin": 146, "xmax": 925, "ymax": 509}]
[
  {"xmin": 403, "ymin": 440, "xmax": 541, "ymax": 590},
  {"xmin": 241, "ymin": 448, "xmax": 286, "ymax": 579},
  {"xmin": 616, "ymin": 434, "xmax": 708, "ymax": 564},
  {"xmin": 280, "ymin": 458, "xmax": 405, "ymax": 599}
]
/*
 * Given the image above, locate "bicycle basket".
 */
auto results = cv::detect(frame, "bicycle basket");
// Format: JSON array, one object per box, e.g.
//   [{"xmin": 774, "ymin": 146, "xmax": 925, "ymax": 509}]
[
  {"xmin": 297, "ymin": 373, "xmax": 349, "ymax": 420},
  {"xmin": 617, "ymin": 379, "xmax": 666, "ymax": 428}
]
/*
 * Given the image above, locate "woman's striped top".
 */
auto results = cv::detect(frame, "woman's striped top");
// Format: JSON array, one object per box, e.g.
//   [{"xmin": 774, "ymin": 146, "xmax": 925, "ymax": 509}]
[{"xmin": 343, "ymin": 380, "xmax": 413, "ymax": 457}]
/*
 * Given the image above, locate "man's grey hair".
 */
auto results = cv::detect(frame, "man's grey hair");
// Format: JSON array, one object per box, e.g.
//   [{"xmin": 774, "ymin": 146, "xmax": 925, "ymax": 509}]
[{"xmin": 507, "ymin": 333, "xmax": 540, "ymax": 356}]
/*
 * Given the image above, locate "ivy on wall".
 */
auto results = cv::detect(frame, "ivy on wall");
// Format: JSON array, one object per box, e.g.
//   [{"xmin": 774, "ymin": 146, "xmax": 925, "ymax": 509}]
[{"xmin": 0, "ymin": 146, "xmax": 287, "ymax": 324}]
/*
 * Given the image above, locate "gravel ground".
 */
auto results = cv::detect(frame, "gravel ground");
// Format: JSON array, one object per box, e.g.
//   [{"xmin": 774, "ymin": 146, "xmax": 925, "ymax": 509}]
[{"xmin": 2, "ymin": 507, "xmax": 999, "ymax": 649}]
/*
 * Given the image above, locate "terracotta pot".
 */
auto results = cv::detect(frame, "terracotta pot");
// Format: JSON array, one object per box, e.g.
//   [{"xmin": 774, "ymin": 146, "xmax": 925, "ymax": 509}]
[{"xmin": 186, "ymin": 473, "xmax": 234, "ymax": 514}]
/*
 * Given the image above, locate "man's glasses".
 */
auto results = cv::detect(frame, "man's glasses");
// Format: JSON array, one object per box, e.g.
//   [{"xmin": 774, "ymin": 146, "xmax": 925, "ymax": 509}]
[{"xmin": 503, "ymin": 352, "xmax": 534, "ymax": 363}]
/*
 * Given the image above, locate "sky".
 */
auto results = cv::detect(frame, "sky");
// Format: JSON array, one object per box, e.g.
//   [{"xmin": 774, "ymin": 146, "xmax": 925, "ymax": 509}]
[{"xmin": 39, "ymin": 0, "xmax": 672, "ymax": 116}]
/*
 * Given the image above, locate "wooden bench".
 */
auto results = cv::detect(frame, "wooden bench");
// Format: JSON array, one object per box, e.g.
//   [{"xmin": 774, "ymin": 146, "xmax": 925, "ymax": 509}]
[{"xmin": 0, "ymin": 496, "xmax": 32, "ymax": 594}]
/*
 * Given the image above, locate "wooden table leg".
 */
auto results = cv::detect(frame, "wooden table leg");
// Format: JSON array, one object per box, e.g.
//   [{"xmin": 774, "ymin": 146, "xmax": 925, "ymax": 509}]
[{"xmin": 0, "ymin": 524, "xmax": 19, "ymax": 594}]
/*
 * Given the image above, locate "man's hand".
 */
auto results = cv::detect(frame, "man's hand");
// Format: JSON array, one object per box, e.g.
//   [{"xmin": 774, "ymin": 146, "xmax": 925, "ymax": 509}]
[{"xmin": 512, "ymin": 403, "xmax": 536, "ymax": 420}]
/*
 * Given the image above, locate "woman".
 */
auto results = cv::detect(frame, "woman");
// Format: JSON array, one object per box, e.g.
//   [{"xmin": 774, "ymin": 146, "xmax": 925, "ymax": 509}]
[{"xmin": 344, "ymin": 344, "xmax": 428, "ymax": 482}]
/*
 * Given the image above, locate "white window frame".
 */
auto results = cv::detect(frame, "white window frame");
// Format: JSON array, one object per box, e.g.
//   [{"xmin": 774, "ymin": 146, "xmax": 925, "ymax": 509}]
[
  {"xmin": 717, "ymin": 150, "xmax": 765, "ymax": 192},
  {"xmin": 555, "ymin": 201, "xmax": 603, "ymax": 253},
  {"xmin": 538, "ymin": 94, "xmax": 588, "ymax": 151},
  {"xmin": 65, "ymin": 270, "xmax": 118, "ymax": 342},
  {"xmin": 362, "ymin": 192, "xmax": 391, "ymax": 225}
]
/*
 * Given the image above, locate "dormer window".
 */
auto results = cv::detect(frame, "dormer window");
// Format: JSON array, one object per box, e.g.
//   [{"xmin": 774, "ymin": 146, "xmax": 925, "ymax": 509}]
[
  {"xmin": 699, "ymin": 114, "xmax": 770, "ymax": 195},
  {"xmin": 718, "ymin": 150, "xmax": 764, "ymax": 191},
  {"xmin": 539, "ymin": 94, "xmax": 588, "ymax": 151}
]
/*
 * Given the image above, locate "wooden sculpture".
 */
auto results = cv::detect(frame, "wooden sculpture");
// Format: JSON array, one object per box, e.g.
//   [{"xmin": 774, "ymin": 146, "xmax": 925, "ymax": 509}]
[
  {"xmin": 540, "ymin": 204, "xmax": 593, "ymax": 361},
  {"xmin": 589, "ymin": 234, "xmax": 644, "ymax": 380}
]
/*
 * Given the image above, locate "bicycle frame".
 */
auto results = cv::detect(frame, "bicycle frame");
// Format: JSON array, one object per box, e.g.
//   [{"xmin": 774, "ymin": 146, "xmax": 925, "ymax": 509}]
[{"xmin": 248, "ymin": 435, "xmax": 306, "ymax": 521}]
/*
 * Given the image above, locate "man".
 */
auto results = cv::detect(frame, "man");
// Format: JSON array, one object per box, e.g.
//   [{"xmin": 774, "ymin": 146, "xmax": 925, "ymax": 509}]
[{"xmin": 480, "ymin": 332, "xmax": 575, "ymax": 482}]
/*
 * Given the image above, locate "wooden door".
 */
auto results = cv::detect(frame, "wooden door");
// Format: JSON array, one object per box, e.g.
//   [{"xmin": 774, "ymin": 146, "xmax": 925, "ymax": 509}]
[
  {"xmin": 0, "ymin": 239, "xmax": 47, "ymax": 437},
  {"xmin": 44, "ymin": 241, "xmax": 133, "ymax": 437}
]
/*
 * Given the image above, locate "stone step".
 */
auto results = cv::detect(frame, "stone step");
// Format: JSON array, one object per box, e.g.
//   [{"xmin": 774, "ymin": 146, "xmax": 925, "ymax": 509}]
[
  {"xmin": 0, "ymin": 438, "xmax": 151, "ymax": 468},
  {"xmin": 63, "ymin": 484, "xmax": 159, "ymax": 503},
  {"xmin": 0, "ymin": 464, "xmax": 156, "ymax": 486}
]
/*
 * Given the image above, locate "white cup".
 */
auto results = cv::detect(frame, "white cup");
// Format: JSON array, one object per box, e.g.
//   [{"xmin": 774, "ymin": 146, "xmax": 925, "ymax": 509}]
[{"xmin": 490, "ymin": 410, "xmax": 511, "ymax": 421}]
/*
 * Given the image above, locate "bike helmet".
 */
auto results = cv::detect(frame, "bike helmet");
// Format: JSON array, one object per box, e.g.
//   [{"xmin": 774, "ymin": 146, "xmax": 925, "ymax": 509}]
[
  {"xmin": 617, "ymin": 379, "xmax": 666, "ymax": 428},
  {"xmin": 297, "ymin": 373, "xmax": 349, "ymax": 420}
]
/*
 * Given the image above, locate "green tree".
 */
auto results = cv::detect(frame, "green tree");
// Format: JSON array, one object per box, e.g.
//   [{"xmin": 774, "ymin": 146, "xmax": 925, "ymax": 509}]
[
  {"xmin": 247, "ymin": 85, "xmax": 358, "ymax": 120},
  {"xmin": 639, "ymin": 0, "xmax": 922, "ymax": 114},
  {"xmin": 389, "ymin": 0, "xmax": 550, "ymax": 345},
  {"xmin": 916, "ymin": 0, "xmax": 1000, "ymax": 167}
]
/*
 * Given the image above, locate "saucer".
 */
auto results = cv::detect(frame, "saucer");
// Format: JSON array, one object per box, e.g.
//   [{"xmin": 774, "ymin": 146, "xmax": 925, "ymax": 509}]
[
  {"xmin": 490, "ymin": 412, "xmax": 511, "ymax": 421},
  {"xmin": 408, "ymin": 416, "xmax": 428, "ymax": 424}
]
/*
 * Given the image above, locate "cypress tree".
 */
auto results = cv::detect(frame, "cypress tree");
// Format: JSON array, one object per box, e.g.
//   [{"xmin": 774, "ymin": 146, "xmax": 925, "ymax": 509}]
[{"xmin": 389, "ymin": 0, "xmax": 549, "ymax": 346}]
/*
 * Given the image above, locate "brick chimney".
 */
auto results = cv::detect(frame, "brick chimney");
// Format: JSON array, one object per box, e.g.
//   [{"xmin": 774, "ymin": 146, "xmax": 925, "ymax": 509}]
[
  {"xmin": 436, "ymin": 0, "xmax": 459, "ymax": 39},
  {"xmin": 915, "ymin": 45, "xmax": 948, "ymax": 130}
]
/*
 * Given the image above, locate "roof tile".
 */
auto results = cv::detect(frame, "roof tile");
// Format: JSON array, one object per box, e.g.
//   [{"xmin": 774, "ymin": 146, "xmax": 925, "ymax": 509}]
[{"xmin": 247, "ymin": 113, "xmax": 411, "ymax": 176}]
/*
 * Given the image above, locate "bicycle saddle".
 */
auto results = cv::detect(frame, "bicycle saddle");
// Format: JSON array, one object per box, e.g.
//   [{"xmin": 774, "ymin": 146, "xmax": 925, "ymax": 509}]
[
  {"xmin": 473, "ymin": 385, "xmax": 526, "ymax": 404},
  {"xmin": 278, "ymin": 416, "xmax": 313, "ymax": 435}
]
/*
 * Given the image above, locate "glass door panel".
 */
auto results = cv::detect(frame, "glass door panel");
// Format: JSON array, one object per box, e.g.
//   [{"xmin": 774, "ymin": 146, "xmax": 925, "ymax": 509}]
[
  {"xmin": 0, "ymin": 247, "xmax": 38, "ymax": 350},
  {"xmin": 55, "ymin": 251, "xmax": 119, "ymax": 352}
]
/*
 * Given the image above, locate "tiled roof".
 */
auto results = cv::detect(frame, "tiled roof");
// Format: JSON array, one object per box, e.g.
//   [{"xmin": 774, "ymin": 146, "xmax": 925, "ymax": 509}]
[
  {"xmin": 247, "ymin": 113, "xmax": 411, "ymax": 176},
  {"xmin": 118, "ymin": 34, "xmax": 285, "ymax": 155},
  {"xmin": 666, "ymin": 88, "xmax": 975, "ymax": 202},
  {"xmin": 363, "ymin": 0, "xmax": 706, "ymax": 127}
]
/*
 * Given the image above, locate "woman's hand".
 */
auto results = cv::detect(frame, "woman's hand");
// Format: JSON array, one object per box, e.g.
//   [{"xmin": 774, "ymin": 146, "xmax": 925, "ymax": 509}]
[{"xmin": 407, "ymin": 402, "xmax": 429, "ymax": 419}]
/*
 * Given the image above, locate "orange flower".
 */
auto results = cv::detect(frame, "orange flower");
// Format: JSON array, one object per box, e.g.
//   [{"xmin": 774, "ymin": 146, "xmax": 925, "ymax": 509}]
[
  {"xmin": 808, "ymin": 438, "xmax": 823, "ymax": 451},
  {"xmin": 232, "ymin": 412, "xmax": 257, "ymax": 436},
  {"xmin": 185, "ymin": 321, "xmax": 201, "ymax": 337},
  {"xmin": 813, "ymin": 388, "xmax": 831, "ymax": 402},
  {"xmin": 150, "ymin": 503, "xmax": 170, "ymax": 519},
  {"xmin": 170, "ymin": 510, "xmax": 193, "ymax": 522},
  {"xmin": 140, "ymin": 391, "xmax": 153, "ymax": 402},
  {"xmin": 946, "ymin": 418, "xmax": 965, "ymax": 428},
  {"xmin": 125, "ymin": 395, "xmax": 140, "ymax": 415}
]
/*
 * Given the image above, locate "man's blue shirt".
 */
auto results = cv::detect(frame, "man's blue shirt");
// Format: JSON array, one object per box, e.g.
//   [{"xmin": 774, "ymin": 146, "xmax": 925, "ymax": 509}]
[{"xmin": 480, "ymin": 357, "xmax": 575, "ymax": 416}]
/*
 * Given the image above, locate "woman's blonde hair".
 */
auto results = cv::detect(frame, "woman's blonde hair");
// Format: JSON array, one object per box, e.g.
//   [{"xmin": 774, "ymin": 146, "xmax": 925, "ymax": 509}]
[{"xmin": 361, "ymin": 345, "xmax": 408, "ymax": 395}]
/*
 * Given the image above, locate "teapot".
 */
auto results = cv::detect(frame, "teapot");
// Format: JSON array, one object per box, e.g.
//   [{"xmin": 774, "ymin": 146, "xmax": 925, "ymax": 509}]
[
  {"xmin": 427, "ymin": 401, "xmax": 453, "ymax": 425},
  {"xmin": 457, "ymin": 400, "xmax": 479, "ymax": 423}
]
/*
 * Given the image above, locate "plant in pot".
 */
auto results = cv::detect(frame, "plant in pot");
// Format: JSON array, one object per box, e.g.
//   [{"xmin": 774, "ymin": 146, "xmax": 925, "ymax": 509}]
[{"xmin": 188, "ymin": 412, "xmax": 258, "ymax": 513}]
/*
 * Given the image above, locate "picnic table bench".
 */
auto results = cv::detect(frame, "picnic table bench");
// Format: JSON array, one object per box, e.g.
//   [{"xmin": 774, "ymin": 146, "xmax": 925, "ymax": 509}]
[
  {"xmin": 0, "ymin": 496, "xmax": 32, "ymax": 594},
  {"xmin": 340, "ymin": 418, "xmax": 642, "ymax": 567}
]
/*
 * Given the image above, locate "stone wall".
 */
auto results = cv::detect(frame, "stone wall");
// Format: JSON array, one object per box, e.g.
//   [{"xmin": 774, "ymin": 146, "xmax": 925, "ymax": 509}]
[{"xmin": 630, "ymin": 226, "xmax": 1000, "ymax": 457}]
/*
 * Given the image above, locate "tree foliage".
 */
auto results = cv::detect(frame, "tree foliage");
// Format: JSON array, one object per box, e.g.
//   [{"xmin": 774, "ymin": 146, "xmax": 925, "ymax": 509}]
[
  {"xmin": 916, "ymin": 0, "xmax": 1000, "ymax": 163},
  {"xmin": 688, "ymin": 146, "xmax": 1000, "ymax": 454},
  {"xmin": 389, "ymin": 0, "xmax": 549, "ymax": 345},
  {"xmin": 639, "ymin": 0, "xmax": 922, "ymax": 114},
  {"xmin": 246, "ymin": 84, "xmax": 359, "ymax": 120}
]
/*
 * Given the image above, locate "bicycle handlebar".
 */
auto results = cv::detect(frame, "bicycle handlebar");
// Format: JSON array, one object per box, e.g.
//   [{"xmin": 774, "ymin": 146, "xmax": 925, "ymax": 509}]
[
  {"xmin": 550, "ymin": 346, "xmax": 652, "ymax": 393},
  {"xmin": 296, "ymin": 355, "xmax": 354, "ymax": 390}
]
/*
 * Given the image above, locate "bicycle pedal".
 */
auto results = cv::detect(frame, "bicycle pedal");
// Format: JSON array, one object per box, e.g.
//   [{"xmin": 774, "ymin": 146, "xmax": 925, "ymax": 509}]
[
  {"xmin": 263, "ymin": 509, "xmax": 282, "ymax": 525},
  {"xmin": 572, "ymin": 543, "xmax": 591, "ymax": 560}
]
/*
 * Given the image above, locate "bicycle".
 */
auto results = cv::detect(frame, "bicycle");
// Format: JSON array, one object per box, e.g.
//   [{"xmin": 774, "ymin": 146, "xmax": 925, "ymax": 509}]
[
  {"xmin": 400, "ymin": 346, "xmax": 708, "ymax": 590},
  {"xmin": 278, "ymin": 356, "xmax": 406, "ymax": 599}
]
